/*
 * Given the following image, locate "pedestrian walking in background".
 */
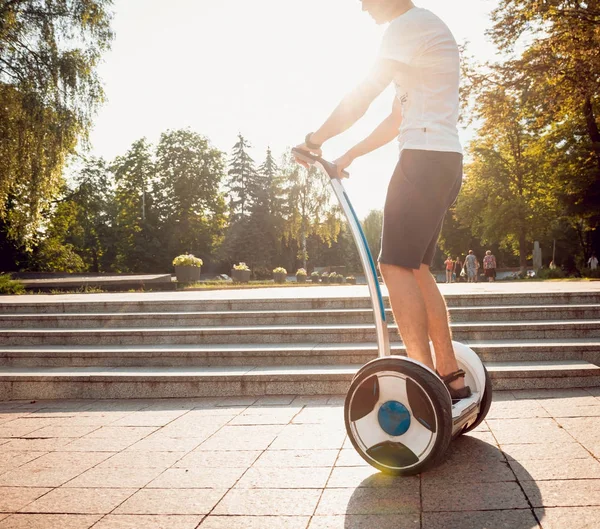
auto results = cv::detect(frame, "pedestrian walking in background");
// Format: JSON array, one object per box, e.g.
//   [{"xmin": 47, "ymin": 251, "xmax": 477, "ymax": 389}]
[
  {"xmin": 465, "ymin": 250, "xmax": 478, "ymax": 283},
  {"xmin": 483, "ymin": 250, "xmax": 497, "ymax": 282},
  {"xmin": 589, "ymin": 254, "xmax": 598, "ymax": 271},
  {"xmin": 453, "ymin": 255, "xmax": 462, "ymax": 282},
  {"xmin": 444, "ymin": 255, "xmax": 454, "ymax": 283}
]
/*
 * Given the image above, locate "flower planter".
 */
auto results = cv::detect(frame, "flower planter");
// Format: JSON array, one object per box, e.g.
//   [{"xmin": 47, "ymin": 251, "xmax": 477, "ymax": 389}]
[
  {"xmin": 273, "ymin": 272, "xmax": 287, "ymax": 284},
  {"xmin": 296, "ymin": 275, "xmax": 307, "ymax": 284},
  {"xmin": 231, "ymin": 269, "xmax": 251, "ymax": 283},
  {"xmin": 346, "ymin": 277, "xmax": 356, "ymax": 285},
  {"xmin": 174, "ymin": 265, "xmax": 201, "ymax": 283}
]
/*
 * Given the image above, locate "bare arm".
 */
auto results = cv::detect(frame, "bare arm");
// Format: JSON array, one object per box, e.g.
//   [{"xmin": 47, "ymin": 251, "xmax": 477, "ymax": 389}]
[
  {"xmin": 346, "ymin": 96, "xmax": 402, "ymax": 160},
  {"xmin": 308, "ymin": 59, "xmax": 399, "ymax": 146},
  {"xmin": 330, "ymin": 96, "xmax": 402, "ymax": 178}
]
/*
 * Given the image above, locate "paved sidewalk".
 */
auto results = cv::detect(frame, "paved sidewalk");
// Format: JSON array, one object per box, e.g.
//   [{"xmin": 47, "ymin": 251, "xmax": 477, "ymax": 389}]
[{"xmin": 0, "ymin": 390, "xmax": 599, "ymax": 528}]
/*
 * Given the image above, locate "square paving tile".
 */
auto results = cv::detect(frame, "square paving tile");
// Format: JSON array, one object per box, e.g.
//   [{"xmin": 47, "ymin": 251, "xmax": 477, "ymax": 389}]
[
  {"xmin": 534, "ymin": 506, "xmax": 600, "ymax": 529},
  {"xmin": 213, "ymin": 489, "xmax": 321, "ymax": 516},
  {"xmin": 23, "ymin": 426, "xmax": 99, "ymax": 438},
  {"xmin": 20, "ymin": 488, "xmax": 136, "ymax": 514},
  {"xmin": 502, "ymin": 442, "xmax": 591, "ymax": 460},
  {"xmin": 522, "ymin": 479, "xmax": 600, "ymax": 507},
  {"xmin": 229, "ymin": 412, "xmax": 298, "ymax": 426},
  {"xmin": 175, "ymin": 450, "xmax": 260, "ymax": 468},
  {"xmin": 335, "ymin": 449, "xmax": 370, "ymax": 467},
  {"xmin": 486, "ymin": 401, "xmax": 550, "ymax": 419},
  {"xmin": 315, "ymin": 487, "xmax": 420, "ymax": 516},
  {"xmin": 292, "ymin": 408, "xmax": 346, "ymax": 425},
  {"xmin": 422, "ymin": 510, "xmax": 539, "ymax": 529},
  {"xmin": 422, "ymin": 481, "xmax": 528, "ymax": 512},
  {"xmin": 62, "ymin": 437, "xmax": 138, "ymax": 452},
  {"xmin": 63, "ymin": 467, "xmax": 165, "ymax": 488},
  {"xmin": 0, "ymin": 514, "xmax": 101, "ymax": 529},
  {"xmin": 147, "ymin": 467, "xmax": 245, "ymax": 489},
  {"xmin": 97, "ymin": 451, "xmax": 185, "ymax": 469},
  {"xmin": 308, "ymin": 514, "xmax": 420, "ymax": 529},
  {"xmin": 236, "ymin": 467, "xmax": 331, "ymax": 489},
  {"xmin": 0, "ymin": 452, "xmax": 46, "ymax": 473},
  {"xmin": 0, "ymin": 467, "xmax": 87, "ymax": 488},
  {"xmin": 0, "ymin": 438, "xmax": 73, "ymax": 452},
  {"xmin": 85, "ymin": 426, "xmax": 158, "ymax": 439},
  {"xmin": 114, "ymin": 489, "xmax": 225, "ymax": 515},
  {"xmin": 254, "ymin": 449, "xmax": 338, "ymax": 468},
  {"xmin": 270, "ymin": 425, "xmax": 346, "ymax": 450},
  {"xmin": 486, "ymin": 418, "xmax": 573, "ymax": 444},
  {"xmin": 91, "ymin": 514, "xmax": 201, "ymax": 529},
  {"xmin": 327, "ymin": 467, "xmax": 417, "ymax": 489},
  {"xmin": 199, "ymin": 515, "xmax": 309, "ymax": 528},
  {"xmin": 125, "ymin": 436, "xmax": 201, "ymax": 452},
  {"xmin": 555, "ymin": 417, "xmax": 600, "ymax": 446},
  {"xmin": 197, "ymin": 425, "xmax": 284, "ymax": 451},
  {"xmin": 0, "ymin": 488, "xmax": 50, "ymax": 512},
  {"xmin": 509, "ymin": 457, "xmax": 600, "ymax": 481},
  {"xmin": 422, "ymin": 457, "xmax": 515, "ymax": 484},
  {"xmin": 111, "ymin": 411, "xmax": 188, "ymax": 427}
]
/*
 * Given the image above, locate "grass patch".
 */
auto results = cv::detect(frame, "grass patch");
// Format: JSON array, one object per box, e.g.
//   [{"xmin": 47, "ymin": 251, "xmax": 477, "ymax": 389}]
[{"xmin": 0, "ymin": 274, "xmax": 25, "ymax": 295}]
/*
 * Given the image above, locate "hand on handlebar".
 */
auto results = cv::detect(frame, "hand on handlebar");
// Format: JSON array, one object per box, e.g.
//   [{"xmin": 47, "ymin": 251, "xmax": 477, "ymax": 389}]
[
  {"xmin": 293, "ymin": 142, "xmax": 322, "ymax": 169},
  {"xmin": 332, "ymin": 152, "xmax": 353, "ymax": 179}
]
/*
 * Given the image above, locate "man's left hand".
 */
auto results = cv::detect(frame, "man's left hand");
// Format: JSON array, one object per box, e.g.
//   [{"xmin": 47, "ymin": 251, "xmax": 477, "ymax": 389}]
[{"xmin": 293, "ymin": 142, "xmax": 322, "ymax": 169}]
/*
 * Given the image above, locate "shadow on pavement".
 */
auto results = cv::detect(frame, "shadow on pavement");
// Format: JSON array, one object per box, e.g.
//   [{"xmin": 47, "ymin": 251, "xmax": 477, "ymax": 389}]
[{"xmin": 344, "ymin": 434, "xmax": 542, "ymax": 529}]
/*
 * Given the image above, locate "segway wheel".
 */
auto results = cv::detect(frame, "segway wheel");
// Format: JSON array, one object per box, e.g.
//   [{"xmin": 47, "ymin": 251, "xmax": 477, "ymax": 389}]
[
  {"xmin": 344, "ymin": 356, "xmax": 453, "ymax": 476},
  {"xmin": 460, "ymin": 364, "xmax": 493, "ymax": 435}
]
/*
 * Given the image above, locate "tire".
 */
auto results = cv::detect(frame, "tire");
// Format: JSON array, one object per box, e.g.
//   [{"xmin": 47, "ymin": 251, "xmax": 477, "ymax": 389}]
[
  {"xmin": 461, "ymin": 364, "xmax": 493, "ymax": 435},
  {"xmin": 344, "ymin": 356, "xmax": 453, "ymax": 476}
]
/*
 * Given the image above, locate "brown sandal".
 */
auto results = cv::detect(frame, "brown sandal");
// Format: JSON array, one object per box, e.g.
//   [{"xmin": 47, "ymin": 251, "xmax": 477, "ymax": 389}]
[{"xmin": 439, "ymin": 369, "xmax": 472, "ymax": 401}]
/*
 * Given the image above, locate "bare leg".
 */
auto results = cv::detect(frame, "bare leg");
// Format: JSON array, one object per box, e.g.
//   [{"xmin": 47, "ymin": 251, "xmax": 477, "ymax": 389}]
[
  {"xmin": 379, "ymin": 263, "xmax": 434, "ymax": 370},
  {"xmin": 413, "ymin": 264, "xmax": 466, "ymax": 391},
  {"xmin": 381, "ymin": 262, "xmax": 466, "ymax": 393}
]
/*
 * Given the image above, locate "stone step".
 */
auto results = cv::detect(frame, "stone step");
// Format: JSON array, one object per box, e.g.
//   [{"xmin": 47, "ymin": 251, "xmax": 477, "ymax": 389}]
[
  {"xmin": 0, "ymin": 360, "xmax": 598, "ymax": 399},
  {"xmin": 1, "ymin": 339, "xmax": 598, "ymax": 367},
  {"xmin": 1, "ymin": 290, "xmax": 599, "ymax": 314},
  {"xmin": 0, "ymin": 304, "xmax": 598, "ymax": 328},
  {"xmin": 2, "ymin": 320, "xmax": 599, "ymax": 346}
]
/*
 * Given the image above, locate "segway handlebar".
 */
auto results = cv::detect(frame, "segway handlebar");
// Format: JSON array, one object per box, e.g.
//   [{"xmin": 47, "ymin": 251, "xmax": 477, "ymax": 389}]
[{"xmin": 291, "ymin": 148, "xmax": 350, "ymax": 179}]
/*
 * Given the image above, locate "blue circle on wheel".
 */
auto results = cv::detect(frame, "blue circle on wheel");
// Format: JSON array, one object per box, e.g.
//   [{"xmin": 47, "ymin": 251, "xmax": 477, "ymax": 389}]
[{"xmin": 378, "ymin": 401, "xmax": 411, "ymax": 436}]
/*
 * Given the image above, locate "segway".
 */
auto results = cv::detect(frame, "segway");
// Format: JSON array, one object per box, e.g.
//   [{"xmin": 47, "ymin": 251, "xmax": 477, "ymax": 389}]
[{"xmin": 292, "ymin": 148, "xmax": 492, "ymax": 476}]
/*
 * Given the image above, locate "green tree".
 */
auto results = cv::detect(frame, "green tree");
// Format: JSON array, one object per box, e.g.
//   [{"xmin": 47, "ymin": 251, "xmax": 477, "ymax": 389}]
[
  {"xmin": 154, "ymin": 129, "xmax": 227, "ymax": 268},
  {"xmin": 482, "ymin": 0, "xmax": 600, "ymax": 262},
  {"xmin": 362, "ymin": 209, "xmax": 383, "ymax": 263},
  {"xmin": 226, "ymin": 134, "xmax": 259, "ymax": 221},
  {"xmin": 282, "ymin": 153, "xmax": 341, "ymax": 270},
  {"xmin": 67, "ymin": 156, "xmax": 116, "ymax": 272},
  {"xmin": 0, "ymin": 0, "xmax": 114, "ymax": 244},
  {"xmin": 112, "ymin": 138, "xmax": 162, "ymax": 272},
  {"xmin": 458, "ymin": 86, "xmax": 558, "ymax": 269}
]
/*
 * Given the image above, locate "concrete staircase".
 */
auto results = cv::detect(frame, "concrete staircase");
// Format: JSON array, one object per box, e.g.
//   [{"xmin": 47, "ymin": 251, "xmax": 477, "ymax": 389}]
[{"xmin": 0, "ymin": 289, "xmax": 599, "ymax": 399}]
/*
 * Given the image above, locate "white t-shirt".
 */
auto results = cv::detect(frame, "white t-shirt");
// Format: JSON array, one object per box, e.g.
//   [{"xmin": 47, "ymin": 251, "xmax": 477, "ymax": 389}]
[{"xmin": 379, "ymin": 7, "xmax": 462, "ymax": 154}]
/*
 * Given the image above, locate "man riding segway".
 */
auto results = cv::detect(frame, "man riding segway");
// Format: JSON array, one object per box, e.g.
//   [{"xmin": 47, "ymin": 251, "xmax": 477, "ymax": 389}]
[{"xmin": 294, "ymin": 0, "xmax": 470, "ymax": 401}]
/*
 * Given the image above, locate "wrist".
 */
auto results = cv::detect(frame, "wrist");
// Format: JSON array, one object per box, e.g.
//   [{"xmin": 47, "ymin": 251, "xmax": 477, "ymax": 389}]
[
  {"xmin": 347, "ymin": 145, "xmax": 362, "ymax": 161},
  {"xmin": 308, "ymin": 131, "xmax": 326, "ymax": 148}
]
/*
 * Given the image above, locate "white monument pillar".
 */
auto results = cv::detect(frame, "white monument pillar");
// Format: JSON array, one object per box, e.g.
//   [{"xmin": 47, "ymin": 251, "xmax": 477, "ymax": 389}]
[{"xmin": 533, "ymin": 241, "xmax": 542, "ymax": 272}]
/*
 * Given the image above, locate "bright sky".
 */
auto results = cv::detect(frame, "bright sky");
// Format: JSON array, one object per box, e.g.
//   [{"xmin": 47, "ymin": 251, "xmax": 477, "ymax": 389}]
[{"xmin": 89, "ymin": 0, "xmax": 498, "ymax": 219}]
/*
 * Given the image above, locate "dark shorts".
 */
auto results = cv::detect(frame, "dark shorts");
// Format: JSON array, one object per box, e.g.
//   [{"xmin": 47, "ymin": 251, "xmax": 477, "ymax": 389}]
[{"xmin": 378, "ymin": 149, "xmax": 463, "ymax": 270}]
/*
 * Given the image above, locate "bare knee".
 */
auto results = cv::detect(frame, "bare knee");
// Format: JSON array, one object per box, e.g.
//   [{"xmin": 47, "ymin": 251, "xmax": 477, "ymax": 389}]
[{"xmin": 379, "ymin": 262, "xmax": 413, "ymax": 282}]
